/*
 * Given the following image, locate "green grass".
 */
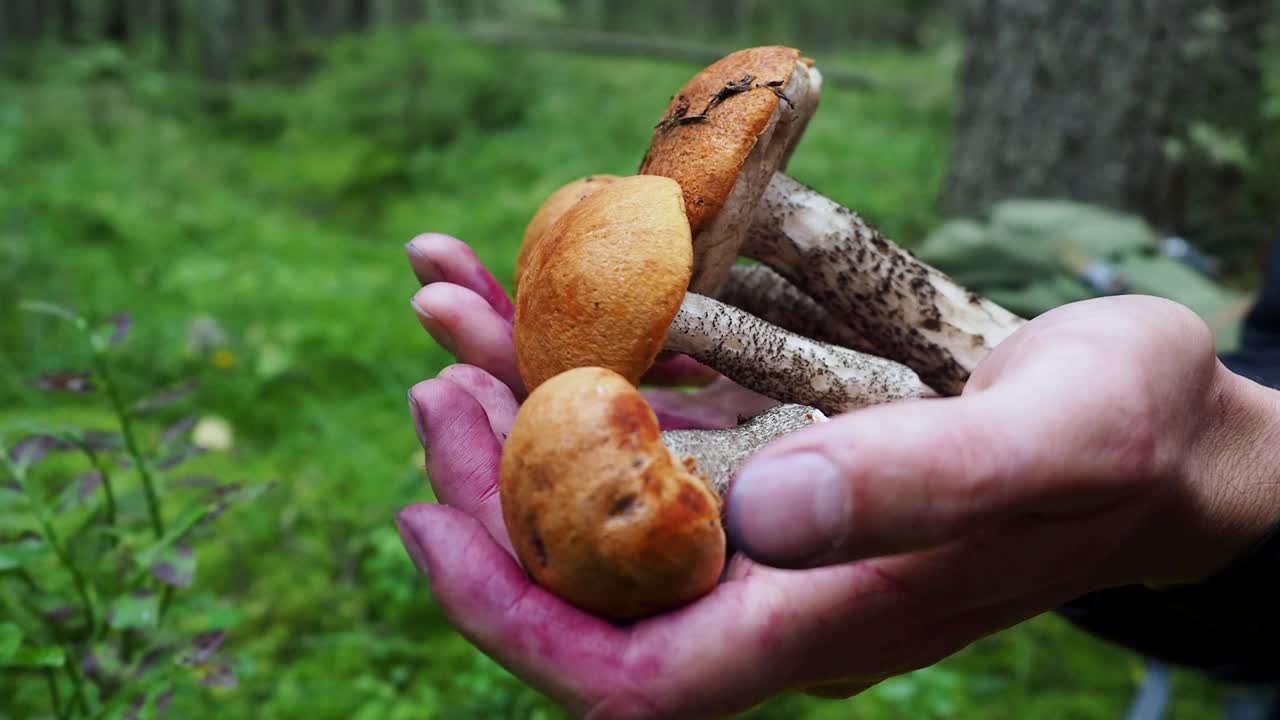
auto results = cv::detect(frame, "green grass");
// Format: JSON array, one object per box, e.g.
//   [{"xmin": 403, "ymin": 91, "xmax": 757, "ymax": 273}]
[{"xmin": 0, "ymin": 27, "xmax": 1232, "ymax": 718}]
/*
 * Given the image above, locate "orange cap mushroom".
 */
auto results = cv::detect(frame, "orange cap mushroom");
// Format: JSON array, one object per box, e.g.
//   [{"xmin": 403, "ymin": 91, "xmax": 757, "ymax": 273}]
[
  {"xmin": 514, "ymin": 174, "xmax": 934, "ymax": 414},
  {"xmin": 640, "ymin": 45, "xmax": 821, "ymax": 295},
  {"xmin": 515, "ymin": 174, "xmax": 620, "ymax": 293},
  {"xmin": 500, "ymin": 366, "xmax": 726, "ymax": 620}
]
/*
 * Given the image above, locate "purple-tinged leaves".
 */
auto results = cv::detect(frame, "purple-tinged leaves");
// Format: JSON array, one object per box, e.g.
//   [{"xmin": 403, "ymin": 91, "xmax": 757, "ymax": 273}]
[
  {"xmin": 9, "ymin": 435, "xmax": 68, "ymax": 467},
  {"xmin": 155, "ymin": 444, "xmax": 206, "ymax": 471},
  {"xmin": 151, "ymin": 544, "xmax": 195, "ymax": 588},
  {"xmin": 179, "ymin": 630, "xmax": 226, "ymax": 666},
  {"xmin": 44, "ymin": 607, "xmax": 77, "ymax": 625},
  {"xmin": 156, "ymin": 687, "xmax": 174, "ymax": 715},
  {"xmin": 80, "ymin": 430, "xmax": 123, "ymax": 452},
  {"xmin": 78, "ymin": 472, "xmax": 103, "ymax": 500},
  {"xmin": 56, "ymin": 471, "xmax": 104, "ymax": 514},
  {"xmin": 168, "ymin": 475, "xmax": 218, "ymax": 490},
  {"xmin": 106, "ymin": 312, "xmax": 133, "ymax": 346},
  {"xmin": 83, "ymin": 642, "xmax": 123, "ymax": 680},
  {"xmin": 202, "ymin": 664, "xmax": 238, "ymax": 689},
  {"xmin": 32, "ymin": 371, "xmax": 95, "ymax": 393},
  {"xmin": 124, "ymin": 694, "xmax": 145, "ymax": 720},
  {"xmin": 158, "ymin": 417, "xmax": 196, "ymax": 449},
  {"xmin": 131, "ymin": 381, "xmax": 198, "ymax": 415}
]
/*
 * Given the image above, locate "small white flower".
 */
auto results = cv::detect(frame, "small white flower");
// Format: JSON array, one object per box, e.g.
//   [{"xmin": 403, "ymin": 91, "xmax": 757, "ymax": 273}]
[{"xmin": 192, "ymin": 416, "xmax": 234, "ymax": 452}]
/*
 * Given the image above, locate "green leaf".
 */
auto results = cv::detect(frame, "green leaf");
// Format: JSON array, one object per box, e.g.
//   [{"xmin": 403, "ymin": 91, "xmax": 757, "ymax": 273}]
[
  {"xmin": 0, "ymin": 538, "xmax": 46, "ymax": 571},
  {"xmin": 0, "ymin": 626, "xmax": 65, "ymax": 669},
  {"xmin": 18, "ymin": 299, "xmax": 85, "ymax": 326},
  {"xmin": 108, "ymin": 592, "xmax": 160, "ymax": 630},
  {"xmin": 131, "ymin": 481, "xmax": 275, "ymax": 585},
  {"xmin": 3, "ymin": 644, "xmax": 66, "ymax": 669},
  {"xmin": 0, "ymin": 622, "xmax": 21, "ymax": 659}
]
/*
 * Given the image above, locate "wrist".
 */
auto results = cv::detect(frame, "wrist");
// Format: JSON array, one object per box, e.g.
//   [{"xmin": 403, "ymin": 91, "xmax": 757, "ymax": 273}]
[{"xmin": 1161, "ymin": 361, "xmax": 1280, "ymax": 584}]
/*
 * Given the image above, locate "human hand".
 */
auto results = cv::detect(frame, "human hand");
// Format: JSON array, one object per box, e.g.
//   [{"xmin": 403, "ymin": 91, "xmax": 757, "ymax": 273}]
[{"xmin": 398, "ymin": 234, "xmax": 1280, "ymax": 718}]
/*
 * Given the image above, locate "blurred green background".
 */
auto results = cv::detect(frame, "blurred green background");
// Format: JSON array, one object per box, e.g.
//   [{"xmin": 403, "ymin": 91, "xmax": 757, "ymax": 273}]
[{"xmin": 3, "ymin": 1, "xmax": 1279, "ymax": 718}]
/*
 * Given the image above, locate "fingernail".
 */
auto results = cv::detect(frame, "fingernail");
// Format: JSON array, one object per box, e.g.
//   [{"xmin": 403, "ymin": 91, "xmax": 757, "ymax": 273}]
[
  {"xmin": 407, "ymin": 390, "xmax": 430, "ymax": 451},
  {"xmin": 726, "ymin": 452, "xmax": 850, "ymax": 568},
  {"xmin": 406, "ymin": 241, "xmax": 444, "ymax": 285},
  {"xmin": 395, "ymin": 509, "xmax": 433, "ymax": 581},
  {"xmin": 411, "ymin": 297, "xmax": 457, "ymax": 355}
]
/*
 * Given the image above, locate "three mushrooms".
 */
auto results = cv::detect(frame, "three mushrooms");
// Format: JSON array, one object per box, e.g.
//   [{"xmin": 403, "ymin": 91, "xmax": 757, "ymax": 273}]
[{"xmin": 489, "ymin": 46, "xmax": 1027, "ymax": 620}]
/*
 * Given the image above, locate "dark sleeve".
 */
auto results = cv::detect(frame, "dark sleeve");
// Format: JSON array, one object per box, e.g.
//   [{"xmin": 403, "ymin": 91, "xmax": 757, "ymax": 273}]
[{"xmin": 1054, "ymin": 236, "xmax": 1280, "ymax": 684}]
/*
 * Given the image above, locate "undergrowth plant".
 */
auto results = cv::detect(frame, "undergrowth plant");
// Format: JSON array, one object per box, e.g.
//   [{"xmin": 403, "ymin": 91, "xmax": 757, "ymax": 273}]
[{"xmin": 1, "ymin": 302, "xmax": 270, "ymax": 719}]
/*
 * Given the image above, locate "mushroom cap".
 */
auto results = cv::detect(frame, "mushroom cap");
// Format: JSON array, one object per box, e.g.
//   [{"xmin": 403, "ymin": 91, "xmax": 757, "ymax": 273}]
[
  {"xmin": 515, "ymin": 174, "xmax": 619, "ymax": 293},
  {"xmin": 514, "ymin": 175, "xmax": 693, "ymax": 391},
  {"xmin": 500, "ymin": 366, "xmax": 725, "ymax": 620},
  {"xmin": 638, "ymin": 46, "xmax": 819, "ymax": 294},
  {"xmin": 640, "ymin": 46, "xmax": 802, "ymax": 235}
]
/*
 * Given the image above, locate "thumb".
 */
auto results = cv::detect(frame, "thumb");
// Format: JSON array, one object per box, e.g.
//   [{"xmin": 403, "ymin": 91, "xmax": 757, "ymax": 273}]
[{"xmin": 723, "ymin": 375, "xmax": 1156, "ymax": 569}]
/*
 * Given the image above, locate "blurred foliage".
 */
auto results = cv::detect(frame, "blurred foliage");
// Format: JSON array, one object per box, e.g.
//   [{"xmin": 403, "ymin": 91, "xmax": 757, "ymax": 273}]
[{"xmin": 0, "ymin": 19, "xmax": 1261, "ymax": 719}]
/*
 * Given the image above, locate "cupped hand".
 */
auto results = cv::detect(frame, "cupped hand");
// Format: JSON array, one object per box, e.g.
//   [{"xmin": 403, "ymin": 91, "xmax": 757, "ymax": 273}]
[{"xmin": 398, "ymin": 234, "xmax": 1280, "ymax": 718}]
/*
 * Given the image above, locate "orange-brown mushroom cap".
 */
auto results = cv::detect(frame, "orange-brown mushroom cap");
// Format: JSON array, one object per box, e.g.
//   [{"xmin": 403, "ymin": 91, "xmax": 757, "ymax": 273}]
[
  {"xmin": 500, "ymin": 366, "xmax": 725, "ymax": 620},
  {"xmin": 639, "ymin": 45, "xmax": 803, "ymax": 236},
  {"xmin": 515, "ymin": 174, "xmax": 619, "ymax": 293},
  {"xmin": 513, "ymin": 175, "xmax": 693, "ymax": 391}
]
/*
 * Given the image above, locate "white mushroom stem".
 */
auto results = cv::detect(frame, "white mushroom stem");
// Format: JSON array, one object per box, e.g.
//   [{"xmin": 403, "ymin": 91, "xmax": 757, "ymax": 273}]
[
  {"xmin": 665, "ymin": 293, "xmax": 935, "ymax": 417},
  {"xmin": 718, "ymin": 264, "xmax": 872, "ymax": 352},
  {"xmin": 662, "ymin": 404, "xmax": 827, "ymax": 498},
  {"xmin": 744, "ymin": 173, "xmax": 1027, "ymax": 395}
]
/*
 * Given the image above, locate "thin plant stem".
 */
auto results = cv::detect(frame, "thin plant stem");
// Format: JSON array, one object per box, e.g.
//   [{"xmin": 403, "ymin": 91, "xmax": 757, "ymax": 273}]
[
  {"xmin": 65, "ymin": 652, "xmax": 90, "ymax": 717},
  {"xmin": 47, "ymin": 668, "xmax": 63, "ymax": 718},
  {"xmin": 77, "ymin": 445, "xmax": 118, "ymax": 529},
  {"xmin": 0, "ymin": 452, "xmax": 99, "ymax": 639},
  {"xmin": 91, "ymin": 352, "xmax": 164, "ymax": 540}
]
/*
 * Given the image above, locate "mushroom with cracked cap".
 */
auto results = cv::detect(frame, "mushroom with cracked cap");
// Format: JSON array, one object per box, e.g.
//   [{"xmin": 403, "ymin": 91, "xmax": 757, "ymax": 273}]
[
  {"xmin": 513, "ymin": 174, "xmax": 934, "ymax": 416},
  {"xmin": 500, "ymin": 365, "xmax": 825, "ymax": 620},
  {"xmin": 639, "ymin": 45, "xmax": 1026, "ymax": 395}
]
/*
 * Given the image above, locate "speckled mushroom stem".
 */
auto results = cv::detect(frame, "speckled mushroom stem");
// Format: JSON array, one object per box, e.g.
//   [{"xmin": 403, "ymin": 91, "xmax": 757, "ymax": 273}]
[
  {"xmin": 665, "ymin": 293, "xmax": 935, "ymax": 416},
  {"xmin": 662, "ymin": 403, "xmax": 827, "ymax": 498},
  {"xmin": 744, "ymin": 173, "xmax": 1027, "ymax": 395},
  {"xmin": 718, "ymin": 264, "xmax": 873, "ymax": 352}
]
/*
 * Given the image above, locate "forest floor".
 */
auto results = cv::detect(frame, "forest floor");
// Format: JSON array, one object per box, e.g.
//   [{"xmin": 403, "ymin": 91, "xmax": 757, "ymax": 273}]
[{"xmin": 0, "ymin": 27, "xmax": 1240, "ymax": 719}]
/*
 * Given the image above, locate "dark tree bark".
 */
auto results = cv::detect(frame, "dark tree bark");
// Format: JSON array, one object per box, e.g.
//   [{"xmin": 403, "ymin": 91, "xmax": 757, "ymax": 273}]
[
  {"xmin": 349, "ymin": 0, "xmax": 372, "ymax": 30},
  {"xmin": 162, "ymin": 0, "xmax": 183, "ymax": 54},
  {"xmin": 105, "ymin": 0, "xmax": 130, "ymax": 44},
  {"xmin": 944, "ymin": 0, "xmax": 1270, "ymax": 255},
  {"xmin": 55, "ymin": 0, "xmax": 80, "ymax": 43}
]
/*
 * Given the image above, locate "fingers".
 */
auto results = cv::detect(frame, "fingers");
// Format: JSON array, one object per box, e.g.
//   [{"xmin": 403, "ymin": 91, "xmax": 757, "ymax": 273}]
[
  {"xmin": 642, "ymin": 354, "xmax": 719, "ymax": 387},
  {"xmin": 412, "ymin": 283, "xmax": 527, "ymax": 398},
  {"xmin": 406, "ymin": 233, "xmax": 515, "ymax": 320},
  {"xmin": 395, "ymin": 503, "xmax": 628, "ymax": 715},
  {"xmin": 408, "ymin": 376, "xmax": 511, "ymax": 552},
  {"xmin": 725, "ymin": 347, "xmax": 1160, "ymax": 569},
  {"xmin": 437, "ymin": 364, "xmax": 519, "ymax": 440},
  {"xmin": 645, "ymin": 376, "xmax": 778, "ymax": 431},
  {"xmin": 395, "ymin": 504, "xmax": 815, "ymax": 718}
]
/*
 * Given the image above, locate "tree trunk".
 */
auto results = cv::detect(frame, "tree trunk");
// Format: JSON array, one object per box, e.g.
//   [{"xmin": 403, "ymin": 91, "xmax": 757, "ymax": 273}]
[{"xmin": 944, "ymin": 0, "xmax": 1269, "ymax": 258}]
